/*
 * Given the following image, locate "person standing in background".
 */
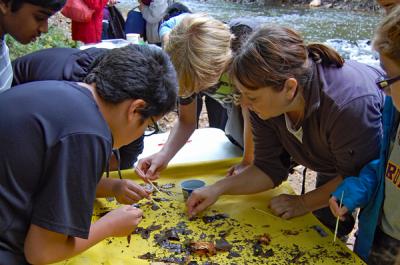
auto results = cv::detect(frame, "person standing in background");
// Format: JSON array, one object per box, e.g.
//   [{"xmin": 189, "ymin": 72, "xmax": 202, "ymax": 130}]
[
  {"xmin": 139, "ymin": 0, "xmax": 168, "ymax": 45},
  {"xmin": 72, "ymin": 0, "xmax": 116, "ymax": 44}
]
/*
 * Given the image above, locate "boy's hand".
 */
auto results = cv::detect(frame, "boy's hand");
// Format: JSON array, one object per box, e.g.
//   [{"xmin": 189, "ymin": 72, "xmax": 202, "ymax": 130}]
[
  {"xmin": 113, "ymin": 179, "xmax": 150, "ymax": 204},
  {"xmin": 329, "ymin": 196, "xmax": 348, "ymax": 221},
  {"xmin": 269, "ymin": 194, "xmax": 309, "ymax": 219},
  {"xmin": 101, "ymin": 206, "xmax": 143, "ymax": 237},
  {"xmin": 136, "ymin": 153, "xmax": 168, "ymax": 180},
  {"xmin": 186, "ymin": 186, "xmax": 220, "ymax": 217}
]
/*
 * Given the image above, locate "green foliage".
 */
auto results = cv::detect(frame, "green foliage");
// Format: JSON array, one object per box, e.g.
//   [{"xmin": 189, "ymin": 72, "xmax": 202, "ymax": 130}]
[{"xmin": 6, "ymin": 26, "xmax": 77, "ymax": 61}]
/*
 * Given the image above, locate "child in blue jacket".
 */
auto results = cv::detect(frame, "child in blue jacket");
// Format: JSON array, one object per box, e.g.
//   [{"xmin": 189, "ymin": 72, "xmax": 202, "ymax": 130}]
[{"xmin": 330, "ymin": 6, "xmax": 400, "ymax": 264}]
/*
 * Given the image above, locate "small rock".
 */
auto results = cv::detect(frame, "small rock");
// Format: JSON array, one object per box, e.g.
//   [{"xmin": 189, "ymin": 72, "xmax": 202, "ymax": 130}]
[{"xmin": 309, "ymin": 0, "xmax": 321, "ymax": 7}]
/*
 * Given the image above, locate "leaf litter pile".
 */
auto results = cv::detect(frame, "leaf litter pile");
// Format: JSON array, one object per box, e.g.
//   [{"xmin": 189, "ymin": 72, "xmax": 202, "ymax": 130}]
[{"xmin": 95, "ymin": 182, "xmax": 363, "ymax": 265}]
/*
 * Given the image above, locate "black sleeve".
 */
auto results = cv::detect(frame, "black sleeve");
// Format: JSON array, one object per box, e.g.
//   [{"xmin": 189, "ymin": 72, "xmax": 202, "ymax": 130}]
[
  {"xmin": 64, "ymin": 48, "xmax": 108, "ymax": 82},
  {"xmin": 31, "ymin": 134, "xmax": 111, "ymax": 239},
  {"xmin": 118, "ymin": 135, "xmax": 145, "ymax": 169},
  {"xmin": 12, "ymin": 48, "xmax": 80, "ymax": 86},
  {"xmin": 251, "ymin": 111, "xmax": 290, "ymax": 187}
]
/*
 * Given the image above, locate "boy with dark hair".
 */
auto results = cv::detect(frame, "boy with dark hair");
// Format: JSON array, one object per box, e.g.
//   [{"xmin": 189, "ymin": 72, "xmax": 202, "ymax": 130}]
[
  {"xmin": 12, "ymin": 47, "xmax": 144, "ymax": 168},
  {"xmin": 0, "ymin": 44, "xmax": 178, "ymax": 264},
  {"xmin": 0, "ymin": 0, "xmax": 65, "ymax": 92}
]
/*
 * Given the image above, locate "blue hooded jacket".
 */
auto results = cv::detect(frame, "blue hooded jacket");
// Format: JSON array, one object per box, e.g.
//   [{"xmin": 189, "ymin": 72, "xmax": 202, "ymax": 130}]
[{"xmin": 332, "ymin": 96, "xmax": 397, "ymax": 260}]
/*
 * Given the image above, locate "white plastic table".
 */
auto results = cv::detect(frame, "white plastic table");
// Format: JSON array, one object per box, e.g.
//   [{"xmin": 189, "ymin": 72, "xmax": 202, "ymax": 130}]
[{"xmin": 136, "ymin": 128, "xmax": 243, "ymax": 165}]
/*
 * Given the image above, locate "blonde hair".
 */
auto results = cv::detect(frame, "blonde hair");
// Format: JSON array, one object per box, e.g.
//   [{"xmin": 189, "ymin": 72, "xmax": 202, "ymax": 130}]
[
  {"xmin": 165, "ymin": 14, "xmax": 232, "ymax": 97},
  {"xmin": 373, "ymin": 5, "xmax": 400, "ymax": 62}
]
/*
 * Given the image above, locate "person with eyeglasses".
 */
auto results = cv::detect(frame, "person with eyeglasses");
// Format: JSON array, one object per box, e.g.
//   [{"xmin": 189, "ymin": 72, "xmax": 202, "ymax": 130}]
[
  {"xmin": 329, "ymin": 6, "xmax": 400, "ymax": 264},
  {"xmin": 0, "ymin": 44, "xmax": 178, "ymax": 264},
  {"xmin": 11, "ymin": 46, "xmax": 159, "ymax": 205},
  {"xmin": 186, "ymin": 24, "xmax": 385, "ymax": 244},
  {"xmin": 12, "ymin": 47, "xmax": 147, "ymax": 171}
]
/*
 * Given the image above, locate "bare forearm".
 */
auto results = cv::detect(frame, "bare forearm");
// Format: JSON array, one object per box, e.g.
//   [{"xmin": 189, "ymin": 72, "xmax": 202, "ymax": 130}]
[
  {"xmin": 215, "ymin": 165, "xmax": 274, "ymax": 195},
  {"xmin": 159, "ymin": 103, "xmax": 197, "ymax": 162},
  {"xmin": 241, "ymin": 106, "xmax": 254, "ymax": 164},
  {"xmin": 25, "ymin": 221, "xmax": 110, "ymax": 264},
  {"xmin": 302, "ymin": 175, "xmax": 343, "ymax": 212}
]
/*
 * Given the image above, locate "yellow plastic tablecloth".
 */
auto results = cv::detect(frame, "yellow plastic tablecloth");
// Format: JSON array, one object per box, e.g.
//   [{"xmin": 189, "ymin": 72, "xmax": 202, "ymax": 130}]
[{"xmin": 54, "ymin": 158, "xmax": 364, "ymax": 265}]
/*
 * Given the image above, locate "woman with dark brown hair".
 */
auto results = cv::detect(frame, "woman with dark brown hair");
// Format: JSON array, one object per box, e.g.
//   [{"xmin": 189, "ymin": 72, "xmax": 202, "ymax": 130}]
[{"xmin": 187, "ymin": 25, "xmax": 385, "ymax": 238}]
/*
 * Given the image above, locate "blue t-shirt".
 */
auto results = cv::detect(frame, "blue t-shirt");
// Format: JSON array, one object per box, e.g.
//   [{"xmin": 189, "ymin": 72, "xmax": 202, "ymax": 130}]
[
  {"xmin": 159, "ymin": 13, "xmax": 187, "ymax": 38},
  {"xmin": 0, "ymin": 81, "xmax": 112, "ymax": 264}
]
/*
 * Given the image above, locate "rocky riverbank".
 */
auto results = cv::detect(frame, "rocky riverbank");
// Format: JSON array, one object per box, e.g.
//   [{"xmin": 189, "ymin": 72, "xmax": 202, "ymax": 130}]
[{"xmin": 238, "ymin": 0, "xmax": 383, "ymax": 12}]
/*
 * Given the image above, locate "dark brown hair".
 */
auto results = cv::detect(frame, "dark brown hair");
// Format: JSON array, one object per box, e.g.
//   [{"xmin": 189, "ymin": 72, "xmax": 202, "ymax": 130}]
[{"xmin": 231, "ymin": 25, "xmax": 344, "ymax": 91}]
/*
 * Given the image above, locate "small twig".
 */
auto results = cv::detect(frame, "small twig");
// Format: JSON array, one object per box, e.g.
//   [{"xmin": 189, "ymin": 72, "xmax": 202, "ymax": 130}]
[
  {"xmin": 135, "ymin": 167, "xmax": 176, "ymax": 197},
  {"xmin": 135, "ymin": 167, "xmax": 146, "ymax": 179},
  {"xmin": 148, "ymin": 180, "xmax": 163, "ymax": 194},
  {"xmin": 148, "ymin": 196, "xmax": 168, "ymax": 215},
  {"xmin": 252, "ymin": 207, "xmax": 292, "ymax": 223},
  {"xmin": 136, "ymin": 167, "xmax": 162, "ymax": 192},
  {"xmin": 333, "ymin": 191, "xmax": 344, "ymax": 243}
]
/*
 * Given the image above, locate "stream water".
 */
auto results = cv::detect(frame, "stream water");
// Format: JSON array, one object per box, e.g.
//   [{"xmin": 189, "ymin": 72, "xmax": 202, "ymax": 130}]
[{"xmin": 119, "ymin": 0, "xmax": 383, "ymax": 65}]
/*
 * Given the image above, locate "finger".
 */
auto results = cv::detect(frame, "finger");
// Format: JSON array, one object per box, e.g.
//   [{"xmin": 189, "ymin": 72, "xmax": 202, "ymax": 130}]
[
  {"xmin": 186, "ymin": 195, "xmax": 201, "ymax": 214},
  {"xmin": 269, "ymin": 194, "xmax": 288, "ymax": 206},
  {"xmin": 128, "ymin": 182, "xmax": 150, "ymax": 199},
  {"xmin": 135, "ymin": 167, "xmax": 147, "ymax": 180},
  {"xmin": 128, "ymin": 207, "xmax": 143, "ymax": 217},
  {"xmin": 329, "ymin": 197, "xmax": 340, "ymax": 217},
  {"xmin": 189, "ymin": 198, "xmax": 211, "ymax": 217},
  {"xmin": 147, "ymin": 172, "xmax": 160, "ymax": 181},
  {"xmin": 126, "ymin": 208, "xmax": 143, "ymax": 222},
  {"xmin": 270, "ymin": 205, "xmax": 287, "ymax": 217},
  {"xmin": 124, "ymin": 191, "xmax": 142, "ymax": 203},
  {"xmin": 281, "ymin": 210, "xmax": 293, "ymax": 220},
  {"xmin": 338, "ymin": 206, "xmax": 349, "ymax": 219},
  {"xmin": 186, "ymin": 194, "xmax": 206, "ymax": 217},
  {"xmin": 145, "ymin": 165, "xmax": 158, "ymax": 179},
  {"xmin": 121, "ymin": 195, "xmax": 139, "ymax": 205}
]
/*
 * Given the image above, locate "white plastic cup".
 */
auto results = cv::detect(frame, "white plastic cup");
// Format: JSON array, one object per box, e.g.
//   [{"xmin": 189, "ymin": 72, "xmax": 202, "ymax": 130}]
[{"xmin": 126, "ymin": 33, "xmax": 140, "ymax": 44}]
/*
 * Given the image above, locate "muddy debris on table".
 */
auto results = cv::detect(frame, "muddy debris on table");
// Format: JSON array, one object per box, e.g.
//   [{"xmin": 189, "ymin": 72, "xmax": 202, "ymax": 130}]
[
  {"xmin": 128, "ymin": 184, "xmax": 360, "ymax": 265},
  {"xmin": 202, "ymin": 213, "xmax": 229, "ymax": 224}
]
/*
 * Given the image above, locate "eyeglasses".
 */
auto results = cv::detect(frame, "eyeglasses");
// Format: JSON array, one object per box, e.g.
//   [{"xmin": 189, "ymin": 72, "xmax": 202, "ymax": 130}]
[
  {"xmin": 376, "ymin": 75, "xmax": 400, "ymax": 92},
  {"xmin": 144, "ymin": 117, "xmax": 159, "ymax": 137}
]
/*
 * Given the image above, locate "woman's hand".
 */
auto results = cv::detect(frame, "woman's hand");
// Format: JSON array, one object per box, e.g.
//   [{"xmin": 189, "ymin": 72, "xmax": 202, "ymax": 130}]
[
  {"xmin": 186, "ymin": 185, "xmax": 222, "ymax": 217},
  {"xmin": 136, "ymin": 152, "xmax": 169, "ymax": 180},
  {"xmin": 269, "ymin": 194, "xmax": 309, "ymax": 219}
]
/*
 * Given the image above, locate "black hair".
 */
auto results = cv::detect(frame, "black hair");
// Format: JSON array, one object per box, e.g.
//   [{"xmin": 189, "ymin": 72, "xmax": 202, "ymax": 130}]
[
  {"xmin": 3, "ymin": 0, "xmax": 66, "ymax": 12},
  {"xmin": 163, "ymin": 2, "xmax": 191, "ymax": 21},
  {"xmin": 84, "ymin": 44, "xmax": 178, "ymax": 120}
]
